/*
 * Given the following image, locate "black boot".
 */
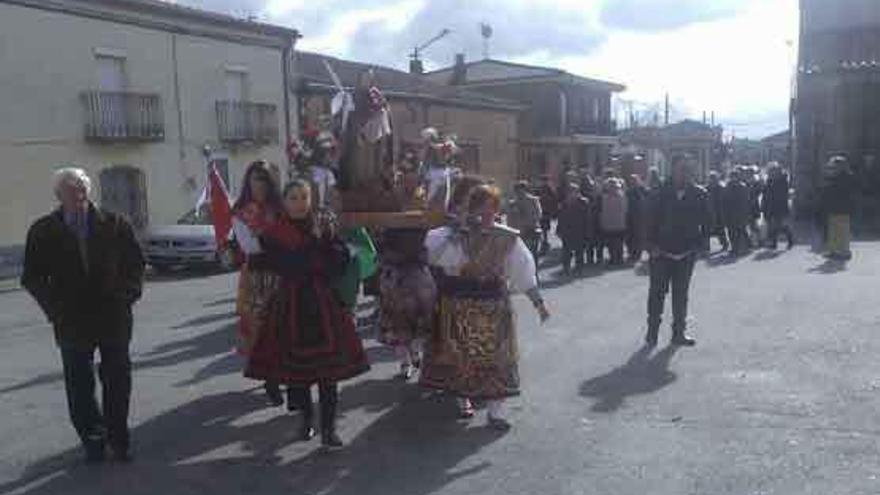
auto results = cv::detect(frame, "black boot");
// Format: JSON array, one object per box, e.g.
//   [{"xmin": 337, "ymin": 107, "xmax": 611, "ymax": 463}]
[
  {"xmin": 285, "ymin": 386, "xmax": 299, "ymax": 412},
  {"xmin": 671, "ymin": 330, "xmax": 696, "ymax": 347},
  {"xmin": 645, "ymin": 327, "xmax": 659, "ymax": 348},
  {"xmin": 299, "ymin": 389, "xmax": 316, "ymax": 442},
  {"xmin": 264, "ymin": 381, "xmax": 283, "ymax": 407},
  {"xmin": 319, "ymin": 383, "xmax": 343, "ymax": 448}
]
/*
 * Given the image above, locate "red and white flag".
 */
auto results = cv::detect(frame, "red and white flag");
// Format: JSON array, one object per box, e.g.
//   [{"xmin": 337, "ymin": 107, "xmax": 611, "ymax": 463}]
[{"xmin": 197, "ymin": 162, "xmax": 233, "ymax": 249}]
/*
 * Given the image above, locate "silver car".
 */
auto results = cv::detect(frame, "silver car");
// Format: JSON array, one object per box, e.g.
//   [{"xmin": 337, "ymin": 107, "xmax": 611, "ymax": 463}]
[{"xmin": 143, "ymin": 209, "xmax": 235, "ymax": 273}]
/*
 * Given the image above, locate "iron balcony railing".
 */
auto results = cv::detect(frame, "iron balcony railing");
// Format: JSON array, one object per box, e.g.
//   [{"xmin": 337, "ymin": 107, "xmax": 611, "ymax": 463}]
[
  {"xmin": 81, "ymin": 90, "xmax": 164, "ymax": 142},
  {"xmin": 216, "ymin": 100, "xmax": 278, "ymax": 144}
]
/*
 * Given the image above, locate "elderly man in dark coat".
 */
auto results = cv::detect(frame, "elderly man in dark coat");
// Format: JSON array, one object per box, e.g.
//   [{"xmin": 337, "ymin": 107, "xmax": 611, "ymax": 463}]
[
  {"xmin": 21, "ymin": 167, "xmax": 144, "ymax": 463},
  {"xmin": 645, "ymin": 156, "xmax": 710, "ymax": 347}
]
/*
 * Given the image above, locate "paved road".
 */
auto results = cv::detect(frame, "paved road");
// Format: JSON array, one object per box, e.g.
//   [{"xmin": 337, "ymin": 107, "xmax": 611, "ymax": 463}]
[{"xmin": 1, "ymin": 244, "xmax": 880, "ymax": 495}]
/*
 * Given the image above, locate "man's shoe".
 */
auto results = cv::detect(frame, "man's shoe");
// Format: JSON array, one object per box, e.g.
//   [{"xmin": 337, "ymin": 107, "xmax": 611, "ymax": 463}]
[
  {"xmin": 321, "ymin": 431, "xmax": 344, "ymax": 449},
  {"xmin": 109, "ymin": 446, "xmax": 132, "ymax": 463},
  {"xmin": 84, "ymin": 440, "xmax": 106, "ymax": 464},
  {"xmin": 671, "ymin": 334, "xmax": 697, "ymax": 347},
  {"xmin": 645, "ymin": 327, "xmax": 660, "ymax": 347}
]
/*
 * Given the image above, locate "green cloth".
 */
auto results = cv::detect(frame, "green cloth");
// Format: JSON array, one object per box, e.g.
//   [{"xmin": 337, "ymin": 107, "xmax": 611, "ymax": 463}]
[{"xmin": 334, "ymin": 227, "xmax": 378, "ymax": 309}]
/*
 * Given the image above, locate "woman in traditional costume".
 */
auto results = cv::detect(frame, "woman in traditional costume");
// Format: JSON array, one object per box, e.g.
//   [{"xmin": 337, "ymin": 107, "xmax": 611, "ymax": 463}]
[
  {"xmin": 421, "ymin": 184, "xmax": 550, "ymax": 430},
  {"xmin": 232, "ymin": 160, "xmax": 285, "ymax": 406},
  {"xmin": 245, "ymin": 180, "xmax": 370, "ymax": 448},
  {"xmin": 377, "ymin": 153, "xmax": 438, "ymax": 380}
]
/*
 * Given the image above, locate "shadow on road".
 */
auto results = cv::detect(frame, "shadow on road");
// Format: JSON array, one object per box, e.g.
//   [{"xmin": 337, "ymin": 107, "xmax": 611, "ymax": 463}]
[
  {"xmin": 0, "ymin": 323, "xmax": 239, "ymax": 396},
  {"xmin": 579, "ymin": 345, "xmax": 679, "ymax": 413},
  {"xmin": 0, "ymin": 380, "xmax": 505, "ymax": 495},
  {"xmin": 752, "ymin": 250, "xmax": 784, "ymax": 262},
  {"xmin": 170, "ymin": 311, "xmax": 237, "ymax": 329},
  {"xmin": 203, "ymin": 297, "xmax": 236, "ymax": 308},
  {"xmin": 808, "ymin": 258, "xmax": 848, "ymax": 274}
]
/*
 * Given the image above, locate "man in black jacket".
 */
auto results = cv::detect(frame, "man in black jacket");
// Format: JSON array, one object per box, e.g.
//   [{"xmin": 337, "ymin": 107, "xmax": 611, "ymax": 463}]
[
  {"xmin": 645, "ymin": 156, "xmax": 710, "ymax": 347},
  {"xmin": 21, "ymin": 168, "xmax": 144, "ymax": 463}
]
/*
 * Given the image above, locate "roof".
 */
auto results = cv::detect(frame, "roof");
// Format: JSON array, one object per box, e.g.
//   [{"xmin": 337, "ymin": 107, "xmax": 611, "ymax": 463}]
[
  {"xmin": 294, "ymin": 52, "xmax": 524, "ymax": 112},
  {"xmin": 425, "ymin": 59, "xmax": 625, "ymax": 92},
  {"xmin": 5, "ymin": 0, "xmax": 299, "ymax": 47},
  {"xmin": 761, "ymin": 130, "xmax": 790, "ymax": 143}
]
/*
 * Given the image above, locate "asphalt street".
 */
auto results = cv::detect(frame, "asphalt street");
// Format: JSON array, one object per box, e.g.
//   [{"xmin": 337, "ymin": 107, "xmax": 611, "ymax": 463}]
[{"xmin": 1, "ymin": 242, "xmax": 880, "ymax": 495}]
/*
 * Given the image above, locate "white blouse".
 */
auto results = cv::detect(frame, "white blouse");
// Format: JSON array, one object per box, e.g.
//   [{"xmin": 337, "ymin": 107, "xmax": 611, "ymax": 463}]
[
  {"xmin": 231, "ymin": 217, "xmax": 262, "ymax": 255},
  {"xmin": 425, "ymin": 225, "xmax": 538, "ymax": 294}
]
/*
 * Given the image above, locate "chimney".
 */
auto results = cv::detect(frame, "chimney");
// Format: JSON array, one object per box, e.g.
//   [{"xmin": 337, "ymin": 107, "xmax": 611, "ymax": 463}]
[
  {"xmin": 451, "ymin": 53, "xmax": 467, "ymax": 85},
  {"xmin": 409, "ymin": 58, "xmax": 424, "ymax": 75}
]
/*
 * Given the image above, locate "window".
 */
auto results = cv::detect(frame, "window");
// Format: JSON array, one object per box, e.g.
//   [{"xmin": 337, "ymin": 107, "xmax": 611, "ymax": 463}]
[
  {"xmin": 224, "ymin": 70, "xmax": 248, "ymax": 102},
  {"xmin": 96, "ymin": 54, "xmax": 126, "ymax": 91}
]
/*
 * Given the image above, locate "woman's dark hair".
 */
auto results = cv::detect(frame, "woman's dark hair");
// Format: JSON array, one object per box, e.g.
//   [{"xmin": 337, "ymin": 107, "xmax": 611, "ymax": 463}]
[
  {"xmin": 282, "ymin": 178, "xmax": 312, "ymax": 199},
  {"xmin": 234, "ymin": 160, "xmax": 282, "ymax": 211}
]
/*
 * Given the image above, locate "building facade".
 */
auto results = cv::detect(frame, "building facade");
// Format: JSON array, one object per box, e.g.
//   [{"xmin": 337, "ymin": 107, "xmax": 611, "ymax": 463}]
[
  {"xmin": 618, "ymin": 120, "xmax": 724, "ymax": 182},
  {"xmin": 425, "ymin": 57, "xmax": 624, "ymax": 183},
  {"xmin": 0, "ymin": 0, "xmax": 298, "ymax": 275},
  {"xmin": 794, "ymin": 0, "xmax": 880, "ymax": 222},
  {"xmin": 295, "ymin": 52, "xmax": 522, "ymax": 191}
]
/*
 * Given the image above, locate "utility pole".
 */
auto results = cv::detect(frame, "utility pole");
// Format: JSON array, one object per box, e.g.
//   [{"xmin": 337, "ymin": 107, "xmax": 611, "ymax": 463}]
[{"xmin": 664, "ymin": 93, "xmax": 669, "ymax": 125}]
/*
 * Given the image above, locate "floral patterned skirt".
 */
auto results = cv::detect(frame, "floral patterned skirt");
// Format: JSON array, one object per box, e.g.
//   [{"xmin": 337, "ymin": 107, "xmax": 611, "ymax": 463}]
[
  {"xmin": 420, "ymin": 287, "xmax": 520, "ymax": 400},
  {"xmin": 378, "ymin": 263, "xmax": 437, "ymax": 346},
  {"xmin": 235, "ymin": 264, "xmax": 280, "ymax": 357}
]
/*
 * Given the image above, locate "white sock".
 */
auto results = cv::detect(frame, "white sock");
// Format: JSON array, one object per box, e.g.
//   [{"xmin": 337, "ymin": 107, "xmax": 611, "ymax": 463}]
[{"xmin": 457, "ymin": 397, "xmax": 473, "ymax": 411}]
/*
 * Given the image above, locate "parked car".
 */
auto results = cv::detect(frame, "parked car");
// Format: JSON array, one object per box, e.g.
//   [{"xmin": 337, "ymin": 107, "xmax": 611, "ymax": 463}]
[{"xmin": 143, "ymin": 208, "xmax": 235, "ymax": 273}]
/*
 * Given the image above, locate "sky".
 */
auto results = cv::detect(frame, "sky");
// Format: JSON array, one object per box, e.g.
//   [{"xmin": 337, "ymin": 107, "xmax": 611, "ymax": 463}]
[{"xmin": 173, "ymin": 0, "xmax": 799, "ymax": 139}]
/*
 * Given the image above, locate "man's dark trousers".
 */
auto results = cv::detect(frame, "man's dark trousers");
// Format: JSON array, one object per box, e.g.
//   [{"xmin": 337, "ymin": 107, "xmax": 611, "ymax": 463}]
[
  {"xmin": 60, "ymin": 341, "xmax": 132, "ymax": 452},
  {"xmin": 647, "ymin": 254, "xmax": 696, "ymax": 340}
]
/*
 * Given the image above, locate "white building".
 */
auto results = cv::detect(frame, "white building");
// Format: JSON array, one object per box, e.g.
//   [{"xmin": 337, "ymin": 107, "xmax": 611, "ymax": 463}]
[{"xmin": 0, "ymin": 0, "xmax": 299, "ymax": 275}]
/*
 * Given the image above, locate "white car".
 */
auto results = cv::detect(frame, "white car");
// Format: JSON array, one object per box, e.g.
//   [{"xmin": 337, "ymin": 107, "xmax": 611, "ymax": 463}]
[{"xmin": 143, "ymin": 209, "xmax": 235, "ymax": 273}]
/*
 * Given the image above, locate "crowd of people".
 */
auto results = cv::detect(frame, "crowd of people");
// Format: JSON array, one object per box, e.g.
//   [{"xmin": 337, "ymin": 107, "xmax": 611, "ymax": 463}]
[
  {"xmin": 508, "ymin": 160, "xmax": 800, "ymax": 278},
  {"xmin": 19, "ymin": 138, "xmax": 859, "ymax": 466}
]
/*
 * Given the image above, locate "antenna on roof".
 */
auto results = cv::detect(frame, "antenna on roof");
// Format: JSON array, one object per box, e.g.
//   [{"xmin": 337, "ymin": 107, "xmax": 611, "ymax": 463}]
[
  {"xmin": 480, "ymin": 23, "xmax": 493, "ymax": 60},
  {"xmin": 410, "ymin": 28, "xmax": 452, "ymax": 75}
]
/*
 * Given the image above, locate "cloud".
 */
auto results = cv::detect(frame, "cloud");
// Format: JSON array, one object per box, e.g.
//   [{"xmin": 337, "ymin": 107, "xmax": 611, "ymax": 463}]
[
  {"xmin": 599, "ymin": 0, "xmax": 754, "ymax": 31},
  {"xmin": 169, "ymin": 0, "xmax": 795, "ymax": 138}
]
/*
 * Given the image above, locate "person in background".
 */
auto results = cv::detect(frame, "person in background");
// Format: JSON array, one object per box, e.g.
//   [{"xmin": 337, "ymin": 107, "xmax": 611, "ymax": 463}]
[
  {"xmin": 556, "ymin": 183, "xmax": 593, "ymax": 275},
  {"xmin": 246, "ymin": 180, "xmax": 369, "ymax": 448},
  {"xmin": 761, "ymin": 163, "xmax": 794, "ymax": 250},
  {"xmin": 505, "ymin": 180, "xmax": 543, "ymax": 262},
  {"xmin": 647, "ymin": 167, "xmax": 663, "ymax": 190},
  {"xmin": 22, "ymin": 167, "xmax": 144, "ymax": 463},
  {"xmin": 536, "ymin": 175, "xmax": 559, "ymax": 255},
  {"xmin": 746, "ymin": 166, "xmax": 764, "ymax": 247},
  {"xmin": 625, "ymin": 174, "xmax": 649, "ymax": 263},
  {"xmin": 377, "ymin": 158, "xmax": 437, "ymax": 381},
  {"xmin": 645, "ymin": 156, "xmax": 710, "ymax": 347},
  {"xmin": 421, "ymin": 184, "xmax": 550, "ymax": 429},
  {"xmin": 231, "ymin": 161, "xmax": 285, "ymax": 407},
  {"xmin": 821, "ymin": 156, "xmax": 856, "ymax": 260},
  {"xmin": 579, "ymin": 175, "xmax": 602, "ymax": 264},
  {"xmin": 705, "ymin": 171, "xmax": 730, "ymax": 252},
  {"xmin": 724, "ymin": 168, "xmax": 752, "ymax": 257},
  {"xmin": 599, "ymin": 177, "xmax": 629, "ymax": 265}
]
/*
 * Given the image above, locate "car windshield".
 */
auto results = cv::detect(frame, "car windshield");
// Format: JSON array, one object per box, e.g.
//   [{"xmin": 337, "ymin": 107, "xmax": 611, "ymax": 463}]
[{"xmin": 177, "ymin": 206, "xmax": 212, "ymax": 226}]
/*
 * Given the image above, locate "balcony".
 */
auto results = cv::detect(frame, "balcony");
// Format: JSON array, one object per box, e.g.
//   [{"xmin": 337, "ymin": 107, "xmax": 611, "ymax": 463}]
[
  {"xmin": 570, "ymin": 120, "xmax": 617, "ymax": 136},
  {"xmin": 216, "ymin": 101, "xmax": 278, "ymax": 144},
  {"xmin": 81, "ymin": 91, "xmax": 164, "ymax": 142}
]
